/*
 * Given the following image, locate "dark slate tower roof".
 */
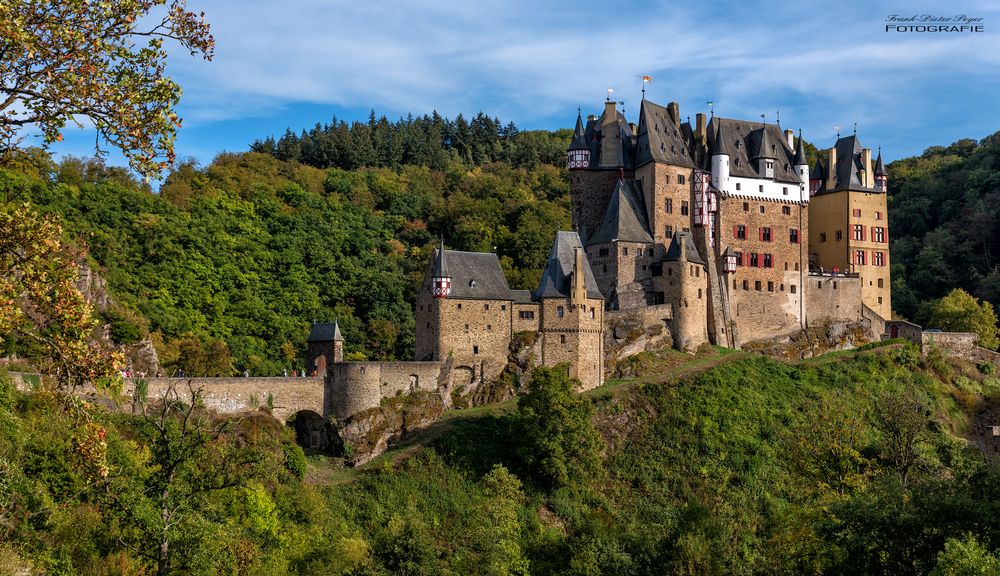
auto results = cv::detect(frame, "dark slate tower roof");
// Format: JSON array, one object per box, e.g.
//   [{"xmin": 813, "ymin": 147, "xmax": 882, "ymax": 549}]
[
  {"xmin": 586, "ymin": 179, "xmax": 653, "ymax": 246},
  {"xmin": 818, "ymin": 134, "xmax": 875, "ymax": 193},
  {"xmin": 568, "ymin": 112, "xmax": 589, "ymax": 152},
  {"xmin": 663, "ymin": 231, "xmax": 705, "ymax": 265},
  {"xmin": 875, "ymin": 148, "xmax": 887, "ymax": 176},
  {"xmin": 812, "ymin": 158, "xmax": 825, "ymax": 180},
  {"xmin": 433, "ymin": 250, "xmax": 514, "ymax": 300},
  {"xmin": 308, "ymin": 320, "xmax": 344, "ymax": 342},
  {"xmin": 794, "ymin": 129, "xmax": 807, "ymax": 166},
  {"xmin": 432, "ymin": 240, "xmax": 449, "ymax": 278},
  {"xmin": 707, "ymin": 117, "xmax": 800, "ymax": 184},
  {"xmin": 536, "ymin": 231, "xmax": 604, "ymax": 300},
  {"xmin": 634, "ymin": 100, "xmax": 696, "ymax": 168},
  {"xmin": 578, "ymin": 109, "xmax": 635, "ymax": 169}
]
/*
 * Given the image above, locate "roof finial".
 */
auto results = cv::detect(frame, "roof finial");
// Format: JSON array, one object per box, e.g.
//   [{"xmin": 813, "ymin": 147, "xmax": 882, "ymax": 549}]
[
  {"xmin": 707, "ymin": 101, "xmax": 715, "ymax": 117},
  {"xmin": 776, "ymin": 110, "xmax": 781, "ymax": 127},
  {"xmin": 853, "ymin": 122, "xmax": 857, "ymax": 135},
  {"xmin": 835, "ymin": 125, "xmax": 841, "ymax": 138},
  {"xmin": 577, "ymin": 105, "xmax": 581, "ymax": 116},
  {"xmin": 606, "ymin": 88, "xmax": 614, "ymax": 102},
  {"xmin": 760, "ymin": 113, "xmax": 766, "ymax": 126}
]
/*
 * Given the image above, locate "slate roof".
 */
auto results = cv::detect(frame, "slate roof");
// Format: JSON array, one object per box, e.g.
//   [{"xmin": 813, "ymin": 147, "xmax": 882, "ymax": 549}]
[
  {"xmin": 536, "ymin": 231, "xmax": 604, "ymax": 300},
  {"xmin": 662, "ymin": 231, "xmax": 705, "ymax": 265},
  {"xmin": 432, "ymin": 240, "xmax": 448, "ymax": 278},
  {"xmin": 578, "ymin": 109, "xmax": 636, "ymax": 169},
  {"xmin": 511, "ymin": 290, "xmax": 535, "ymax": 304},
  {"xmin": 794, "ymin": 130, "xmax": 807, "ymax": 166},
  {"xmin": 634, "ymin": 100, "xmax": 696, "ymax": 168},
  {"xmin": 875, "ymin": 149, "xmax": 887, "ymax": 176},
  {"xmin": 432, "ymin": 249, "xmax": 514, "ymax": 301},
  {"xmin": 707, "ymin": 117, "xmax": 800, "ymax": 184},
  {"xmin": 814, "ymin": 134, "xmax": 882, "ymax": 195},
  {"xmin": 587, "ymin": 179, "xmax": 654, "ymax": 246},
  {"xmin": 308, "ymin": 320, "xmax": 344, "ymax": 342},
  {"xmin": 568, "ymin": 113, "xmax": 589, "ymax": 152}
]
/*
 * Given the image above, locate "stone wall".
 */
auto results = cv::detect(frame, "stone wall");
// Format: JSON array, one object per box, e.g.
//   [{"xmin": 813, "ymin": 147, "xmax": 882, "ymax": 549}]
[
  {"xmin": 884, "ymin": 320, "xmax": 922, "ymax": 345},
  {"xmin": 635, "ymin": 162, "xmax": 695, "ymax": 247},
  {"xmin": 142, "ymin": 377, "xmax": 324, "ymax": 423},
  {"xmin": 538, "ymin": 297, "xmax": 604, "ymax": 391},
  {"xmin": 512, "ymin": 302, "xmax": 540, "ymax": 333},
  {"xmin": 656, "ymin": 259, "xmax": 709, "ymax": 350},
  {"xmin": 416, "ymin": 294, "xmax": 511, "ymax": 383},
  {"xmin": 718, "ymin": 196, "xmax": 808, "ymax": 342},
  {"xmin": 806, "ymin": 272, "xmax": 863, "ymax": 327},
  {"xmin": 586, "ymin": 240, "xmax": 654, "ymax": 309},
  {"xmin": 328, "ymin": 361, "xmax": 443, "ymax": 421},
  {"xmin": 570, "ymin": 169, "xmax": 627, "ymax": 243}
]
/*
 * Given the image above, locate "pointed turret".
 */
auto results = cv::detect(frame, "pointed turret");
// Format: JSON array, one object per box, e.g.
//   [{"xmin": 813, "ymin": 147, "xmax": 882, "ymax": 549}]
[
  {"xmin": 754, "ymin": 124, "xmax": 776, "ymax": 178},
  {"xmin": 331, "ymin": 319, "xmax": 344, "ymax": 341},
  {"xmin": 709, "ymin": 121, "xmax": 730, "ymax": 191},
  {"xmin": 567, "ymin": 110, "xmax": 591, "ymax": 169},
  {"xmin": 794, "ymin": 129, "xmax": 810, "ymax": 200},
  {"xmin": 431, "ymin": 238, "xmax": 452, "ymax": 298},
  {"xmin": 874, "ymin": 147, "xmax": 888, "ymax": 192},
  {"xmin": 794, "ymin": 129, "xmax": 808, "ymax": 166}
]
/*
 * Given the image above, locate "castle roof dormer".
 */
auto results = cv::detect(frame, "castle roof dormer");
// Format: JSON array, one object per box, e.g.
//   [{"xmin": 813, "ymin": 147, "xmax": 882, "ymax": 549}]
[
  {"xmin": 536, "ymin": 231, "xmax": 604, "ymax": 300},
  {"xmin": 707, "ymin": 117, "xmax": 799, "ymax": 184},
  {"xmin": 753, "ymin": 125, "xmax": 777, "ymax": 159},
  {"xmin": 663, "ymin": 231, "xmax": 705, "ymax": 265}
]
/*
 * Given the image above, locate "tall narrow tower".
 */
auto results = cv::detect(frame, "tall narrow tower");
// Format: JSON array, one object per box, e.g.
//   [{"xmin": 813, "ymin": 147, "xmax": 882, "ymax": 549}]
[{"xmin": 431, "ymin": 238, "xmax": 451, "ymax": 298}]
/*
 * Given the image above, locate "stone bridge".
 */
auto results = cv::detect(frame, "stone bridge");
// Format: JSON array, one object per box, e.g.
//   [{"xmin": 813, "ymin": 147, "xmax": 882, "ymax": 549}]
[{"xmin": 141, "ymin": 376, "xmax": 325, "ymax": 423}]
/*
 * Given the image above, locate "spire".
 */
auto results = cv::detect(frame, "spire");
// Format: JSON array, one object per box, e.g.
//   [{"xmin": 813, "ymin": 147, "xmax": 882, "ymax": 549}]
[
  {"xmin": 431, "ymin": 237, "xmax": 452, "ymax": 298},
  {"xmin": 433, "ymin": 236, "xmax": 449, "ymax": 278},
  {"xmin": 568, "ymin": 109, "xmax": 588, "ymax": 151},
  {"xmin": 874, "ymin": 147, "xmax": 887, "ymax": 176},
  {"xmin": 794, "ymin": 129, "xmax": 808, "ymax": 166},
  {"xmin": 332, "ymin": 318, "xmax": 344, "ymax": 341}
]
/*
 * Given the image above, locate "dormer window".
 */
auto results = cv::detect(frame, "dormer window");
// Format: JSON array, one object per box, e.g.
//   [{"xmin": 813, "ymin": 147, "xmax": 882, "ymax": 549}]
[
  {"xmin": 469, "ymin": 280, "xmax": 477, "ymax": 289},
  {"xmin": 763, "ymin": 159, "xmax": 775, "ymax": 178}
]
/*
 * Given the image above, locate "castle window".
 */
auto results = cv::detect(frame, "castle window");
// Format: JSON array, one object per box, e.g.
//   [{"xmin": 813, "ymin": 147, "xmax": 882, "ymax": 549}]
[
  {"xmin": 647, "ymin": 248, "xmax": 654, "ymax": 256},
  {"xmin": 760, "ymin": 205, "xmax": 765, "ymax": 214},
  {"xmin": 470, "ymin": 280, "xmax": 477, "ymax": 289},
  {"xmin": 603, "ymin": 265, "xmax": 607, "ymax": 273},
  {"xmin": 457, "ymin": 303, "xmax": 462, "ymax": 309},
  {"xmin": 681, "ymin": 201, "xmax": 689, "ymax": 216},
  {"xmin": 749, "ymin": 253, "xmax": 759, "ymax": 267},
  {"xmin": 820, "ymin": 232, "xmax": 827, "ymax": 243},
  {"xmin": 853, "ymin": 208, "xmax": 862, "ymax": 217},
  {"xmin": 875, "ymin": 211, "xmax": 883, "ymax": 220},
  {"xmin": 836, "ymin": 230, "xmax": 843, "ymax": 241},
  {"xmin": 855, "ymin": 250, "xmax": 866, "ymax": 265},
  {"xmin": 782, "ymin": 205, "xmax": 791, "ymax": 215},
  {"xmin": 484, "ymin": 303, "xmax": 490, "ymax": 311},
  {"xmin": 473, "ymin": 346, "xmax": 479, "ymax": 355},
  {"xmin": 783, "ymin": 187, "xmax": 789, "ymax": 196},
  {"xmin": 560, "ymin": 335, "xmax": 566, "ymax": 344},
  {"xmin": 464, "ymin": 323, "xmax": 469, "ymax": 331},
  {"xmin": 736, "ymin": 183, "xmax": 742, "ymax": 190},
  {"xmin": 789, "ymin": 228, "xmax": 799, "ymax": 243},
  {"xmin": 696, "ymin": 267, "xmax": 700, "ymax": 278},
  {"xmin": 790, "ymin": 285, "xmax": 797, "ymax": 294},
  {"xmin": 735, "ymin": 140, "xmax": 741, "ymax": 149},
  {"xmin": 878, "ymin": 296, "xmax": 883, "ymax": 305},
  {"xmin": 853, "ymin": 224, "xmax": 865, "ymax": 241},
  {"xmin": 486, "ymin": 324, "xmax": 492, "ymax": 331},
  {"xmin": 780, "ymin": 283, "xmax": 784, "ymax": 291},
  {"xmin": 764, "ymin": 254, "xmax": 773, "ymax": 268},
  {"xmin": 818, "ymin": 281, "xmax": 822, "ymax": 289},
  {"xmin": 666, "ymin": 198, "xmax": 673, "ymax": 213},
  {"xmin": 795, "ymin": 262, "xmax": 799, "ymax": 271},
  {"xmin": 873, "ymin": 227, "xmax": 885, "ymax": 243},
  {"xmin": 665, "ymin": 225, "xmax": 673, "ymax": 238},
  {"xmin": 760, "ymin": 227, "xmax": 772, "ymax": 242},
  {"xmin": 784, "ymin": 262, "xmax": 788, "ymax": 271},
  {"xmin": 734, "ymin": 251, "xmax": 743, "ymax": 266},
  {"xmin": 833, "ymin": 281, "xmax": 838, "ymax": 289},
  {"xmin": 501, "ymin": 304, "xmax": 506, "ymax": 311},
  {"xmin": 623, "ymin": 247, "xmax": 629, "ymax": 256},
  {"xmin": 755, "ymin": 280, "xmax": 762, "ymax": 291},
  {"xmin": 591, "ymin": 307, "xmax": 596, "ymax": 319},
  {"xmin": 878, "ymin": 278, "xmax": 884, "ymax": 288},
  {"xmin": 678, "ymin": 174, "xmax": 686, "ymax": 184},
  {"xmin": 743, "ymin": 202, "xmax": 749, "ymax": 211},
  {"xmin": 735, "ymin": 225, "xmax": 747, "ymax": 239},
  {"xmin": 743, "ymin": 280, "xmax": 749, "ymax": 290},
  {"xmin": 665, "ymin": 175, "xmax": 671, "ymax": 184},
  {"xmin": 698, "ymin": 288, "xmax": 702, "ymax": 299},
  {"xmin": 767, "ymin": 281, "xmax": 774, "ymax": 292},
  {"xmin": 759, "ymin": 184, "xmax": 764, "ymax": 192},
  {"xmin": 873, "ymin": 251, "xmax": 885, "ymax": 266},
  {"xmin": 599, "ymin": 247, "xmax": 609, "ymax": 257},
  {"xmin": 427, "ymin": 322, "xmax": 430, "ymax": 328},
  {"xmin": 557, "ymin": 306, "xmax": 564, "ymax": 318}
]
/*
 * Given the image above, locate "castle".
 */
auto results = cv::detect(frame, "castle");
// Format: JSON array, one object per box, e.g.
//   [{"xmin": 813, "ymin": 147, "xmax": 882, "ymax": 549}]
[
  {"xmin": 568, "ymin": 96, "xmax": 890, "ymax": 349},
  {"xmin": 308, "ymin": 95, "xmax": 892, "ymax": 422}
]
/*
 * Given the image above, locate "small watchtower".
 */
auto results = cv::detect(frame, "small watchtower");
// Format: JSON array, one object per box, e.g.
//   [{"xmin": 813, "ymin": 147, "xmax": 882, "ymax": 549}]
[{"xmin": 306, "ymin": 320, "xmax": 343, "ymax": 376}]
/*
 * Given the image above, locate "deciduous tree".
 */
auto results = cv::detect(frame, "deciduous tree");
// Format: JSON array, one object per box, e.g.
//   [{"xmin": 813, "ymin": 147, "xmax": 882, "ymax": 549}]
[{"xmin": 0, "ymin": 0, "xmax": 213, "ymax": 178}]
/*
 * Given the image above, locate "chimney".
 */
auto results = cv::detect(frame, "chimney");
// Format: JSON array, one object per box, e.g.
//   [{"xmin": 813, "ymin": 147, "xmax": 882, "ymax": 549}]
[
  {"xmin": 785, "ymin": 129, "xmax": 794, "ymax": 149},
  {"xmin": 629, "ymin": 122, "xmax": 637, "ymax": 135},
  {"xmin": 696, "ymin": 113, "xmax": 707, "ymax": 146},
  {"xmin": 572, "ymin": 247, "xmax": 588, "ymax": 304},
  {"xmin": 600, "ymin": 100, "xmax": 622, "ymax": 168},
  {"xmin": 828, "ymin": 147, "xmax": 838, "ymax": 189},
  {"xmin": 861, "ymin": 148, "xmax": 873, "ymax": 188},
  {"xmin": 668, "ymin": 102, "xmax": 680, "ymax": 128}
]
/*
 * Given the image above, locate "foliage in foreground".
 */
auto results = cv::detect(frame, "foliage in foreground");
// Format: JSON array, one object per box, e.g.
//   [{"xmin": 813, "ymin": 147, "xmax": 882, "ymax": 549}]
[{"xmin": 5, "ymin": 346, "xmax": 1000, "ymax": 574}]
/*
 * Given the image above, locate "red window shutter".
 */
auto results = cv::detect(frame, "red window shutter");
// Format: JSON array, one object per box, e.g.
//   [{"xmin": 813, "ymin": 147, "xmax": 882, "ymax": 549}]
[
  {"xmin": 870, "ymin": 226, "xmax": 875, "ymax": 242},
  {"xmin": 885, "ymin": 227, "xmax": 889, "ymax": 243},
  {"xmin": 757, "ymin": 253, "xmax": 763, "ymax": 268},
  {"xmin": 733, "ymin": 225, "xmax": 738, "ymax": 239},
  {"xmin": 862, "ymin": 226, "xmax": 866, "ymax": 241},
  {"xmin": 758, "ymin": 228, "xmax": 762, "ymax": 241}
]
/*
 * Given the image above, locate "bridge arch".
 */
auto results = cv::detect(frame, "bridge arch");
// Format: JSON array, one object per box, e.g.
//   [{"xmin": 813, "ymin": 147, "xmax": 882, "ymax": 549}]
[{"xmin": 287, "ymin": 409, "xmax": 340, "ymax": 455}]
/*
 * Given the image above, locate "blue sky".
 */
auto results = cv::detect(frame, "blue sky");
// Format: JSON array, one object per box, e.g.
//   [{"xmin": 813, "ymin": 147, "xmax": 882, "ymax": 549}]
[{"xmin": 56, "ymin": 0, "xmax": 1000, "ymax": 173}]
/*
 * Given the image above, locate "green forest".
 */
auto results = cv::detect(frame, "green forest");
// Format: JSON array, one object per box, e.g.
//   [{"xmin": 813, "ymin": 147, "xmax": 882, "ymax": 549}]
[
  {"xmin": 5, "ymin": 344, "xmax": 1000, "ymax": 574},
  {"xmin": 3, "ymin": 112, "xmax": 998, "ymax": 375}
]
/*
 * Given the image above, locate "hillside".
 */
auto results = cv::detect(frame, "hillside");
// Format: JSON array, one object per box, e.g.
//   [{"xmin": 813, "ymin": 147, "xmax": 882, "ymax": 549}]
[{"xmin": 4, "ymin": 343, "xmax": 1000, "ymax": 573}]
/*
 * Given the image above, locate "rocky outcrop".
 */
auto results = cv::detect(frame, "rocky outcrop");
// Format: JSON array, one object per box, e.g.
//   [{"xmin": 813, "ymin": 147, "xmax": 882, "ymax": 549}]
[{"xmin": 336, "ymin": 391, "xmax": 446, "ymax": 466}]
